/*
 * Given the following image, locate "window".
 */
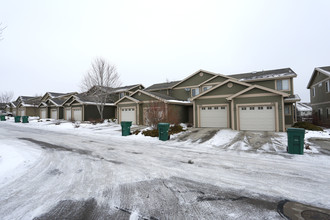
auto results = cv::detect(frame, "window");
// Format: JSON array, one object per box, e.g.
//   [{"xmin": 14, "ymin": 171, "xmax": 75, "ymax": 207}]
[
  {"xmin": 267, "ymin": 106, "xmax": 272, "ymax": 110},
  {"xmin": 214, "ymin": 107, "xmax": 219, "ymax": 110},
  {"xmin": 312, "ymin": 87, "xmax": 316, "ymax": 97},
  {"xmin": 276, "ymin": 79, "xmax": 289, "ymax": 91},
  {"xmin": 202, "ymin": 86, "xmax": 212, "ymax": 92},
  {"xmin": 250, "ymin": 107, "xmax": 255, "ymax": 110},
  {"xmin": 191, "ymin": 88, "xmax": 200, "ymax": 97},
  {"xmin": 242, "ymin": 107, "xmax": 247, "ymax": 110},
  {"xmin": 119, "ymin": 92, "xmax": 125, "ymax": 99},
  {"xmin": 208, "ymin": 107, "xmax": 212, "ymax": 110},
  {"xmin": 221, "ymin": 107, "xmax": 226, "ymax": 110},
  {"xmin": 326, "ymin": 81, "xmax": 330, "ymax": 93},
  {"xmin": 202, "ymin": 107, "xmax": 205, "ymax": 110},
  {"xmin": 284, "ymin": 105, "xmax": 291, "ymax": 115},
  {"xmin": 258, "ymin": 107, "xmax": 263, "ymax": 110}
]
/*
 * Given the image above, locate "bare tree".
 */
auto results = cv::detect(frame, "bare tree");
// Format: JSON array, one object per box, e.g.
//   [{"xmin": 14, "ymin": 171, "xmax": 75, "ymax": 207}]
[
  {"xmin": 0, "ymin": 91, "xmax": 14, "ymax": 103},
  {"xmin": 0, "ymin": 23, "xmax": 6, "ymax": 41},
  {"xmin": 144, "ymin": 101, "xmax": 180, "ymax": 128},
  {"xmin": 81, "ymin": 57, "xmax": 121, "ymax": 120}
]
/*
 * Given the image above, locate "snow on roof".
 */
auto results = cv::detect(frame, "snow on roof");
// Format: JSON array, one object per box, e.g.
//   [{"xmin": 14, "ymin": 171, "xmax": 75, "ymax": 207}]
[
  {"xmin": 229, "ymin": 68, "xmax": 297, "ymax": 81},
  {"xmin": 296, "ymin": 103, "xmax": 312, "ymax": 112},
  {"xmin": 284, "ymin": 94, "xmax": 301, "ymax": 102}
]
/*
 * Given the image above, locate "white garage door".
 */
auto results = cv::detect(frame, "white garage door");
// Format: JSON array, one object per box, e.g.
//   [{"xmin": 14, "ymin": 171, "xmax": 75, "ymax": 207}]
[
  {"xmin": 40, "ymin": 109, "xmax": 47, "ymax": 119},
  {"xmin": 72, "ymin": 108, "xmax": 82, "ymax": 121},
  {"xmin": 121, "ymin": 107, "xmax": 136, "ymax": 124},
  {"xmin": 239, "ymin": 106, "xmax": 275, "ymax": 131},
  {"xmin": 51, "ymin": 109, "xmax": 58, "ymax": 119},
  {"xmin": 200, "ymin": 106, "xmax": 228, "ymax": 128},
  {"xmin": 65, "ymin": 108, "xmax": 71, "ymax": 120},
  {"xmin": 20, "ymin": 109, "xmax": 25, "ymax": 116}
]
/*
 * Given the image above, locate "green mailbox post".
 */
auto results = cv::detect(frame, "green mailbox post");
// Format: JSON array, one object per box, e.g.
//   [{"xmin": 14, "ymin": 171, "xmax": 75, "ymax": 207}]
[
  {"xmin": 158, "ymin": 123, "xmax": 170, "ymax": 141},
  {"xmin": 121, "ymin": 121, "xmax": 132, "ymax": 136},
  {"xmin": 0, "ymin": 115, "xmax": 6, "ymax": 121},
  {"xmin": 15, "ymin": 116, "xmax": 21, "ymax": 123},
  {"xmin": 287, "ymin": 128, "xmax": 305, "ymax": 155},
  {"xmin": 22, "ymin": 116, "xmax": 29, "ymax": 123}
]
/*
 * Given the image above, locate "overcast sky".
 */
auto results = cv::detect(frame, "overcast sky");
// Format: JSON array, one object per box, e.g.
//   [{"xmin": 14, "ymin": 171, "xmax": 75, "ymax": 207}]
[{"xmin": 1, "ymin": 0, "xmax": 330, "ymax": 102}]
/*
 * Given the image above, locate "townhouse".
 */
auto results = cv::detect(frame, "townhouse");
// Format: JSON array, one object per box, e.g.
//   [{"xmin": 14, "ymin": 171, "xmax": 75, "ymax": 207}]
[{"xmin": 307, "ymin": 66, "xmax": 330, "ymax": 126}]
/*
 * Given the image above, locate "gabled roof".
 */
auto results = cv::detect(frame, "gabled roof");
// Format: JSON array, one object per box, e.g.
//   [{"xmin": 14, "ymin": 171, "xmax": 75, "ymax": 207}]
[
  {"xmin": 227, "ymin": 85, "xmax": 289, "ymax": 100},
  {"xmin": 144, "ymin": 81, "xmax": 180, "ymax": 91},
  {"xmin": 229, "ymin": 68, "xmax": 297, "ymax": 82},
  {"xmin": 16, "ymin": 96, "xmax": 35, "ymax": 103},
  {"xmin": 171, "ymin": 69, "xmax": 221, "ymax": 88},
  {"xmin": 307, "ymin": 66, "xmax": 330, "ymax": 89},
  {"xmin": 191, "ymin": 79, "xmax": 251, "ymax": 100},
  {"xmin": 88, "ymin": 84, "xmax": 144, "ymax": 95},
  {"xmin": 9, "ymin": 101, "xmax": 18, "ymax": 108},
  {"xmin": 130, "ymin": 90, "xmax": 191, "ymax": 105},
  {"xmin": 18, "ymin": 96, "xmax": 42, "ymax": 107},
  {"xmin": 63, "ymin": 93, "xmax": 115, "ymax": 106},
  {"xmin": 114, "ymin": 96, "xmax": 141, "ymax": 105}
]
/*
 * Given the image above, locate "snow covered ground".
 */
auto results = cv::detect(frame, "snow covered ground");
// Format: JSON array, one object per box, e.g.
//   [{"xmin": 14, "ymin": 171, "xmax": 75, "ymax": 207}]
[{"xmin": 0, "ymin": 117, "xmax": 330, "ymax": 219}]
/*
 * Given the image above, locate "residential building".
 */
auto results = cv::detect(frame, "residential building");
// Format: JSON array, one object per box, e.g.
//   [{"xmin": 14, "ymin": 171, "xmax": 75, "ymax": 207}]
[{"xmin": 307, "ymin": 66, "xmax": 330, "ymax": 126}]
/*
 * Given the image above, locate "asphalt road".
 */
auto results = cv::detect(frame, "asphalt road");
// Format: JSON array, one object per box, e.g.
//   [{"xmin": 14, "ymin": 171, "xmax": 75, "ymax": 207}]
[{"xmin": 0, "ymin": 123, "xmax": 329, "ymax": 219}]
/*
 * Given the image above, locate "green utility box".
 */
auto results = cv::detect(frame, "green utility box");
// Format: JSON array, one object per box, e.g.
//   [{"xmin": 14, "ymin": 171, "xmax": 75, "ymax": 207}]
[
  {"xmin": 22, "ymin": 116, "xmax": 29, "ymax": 123},
  {"xmin": 0, "ymin": 115, "xmax": 6, "ymax": 121},
  {"xmin": 121, "ymin": 121, "xmax": 132, "ymax": 136},
  {"xmin": 158, "ymin": 123, "xmax": 170, "ymax": 141},
  {"xmin": 15, "ymin": 116, "xmax": 21, "ymax": 123},
  {"xmin": 287, "ymin": 128, "xmax": 305, "ymax": 155}
]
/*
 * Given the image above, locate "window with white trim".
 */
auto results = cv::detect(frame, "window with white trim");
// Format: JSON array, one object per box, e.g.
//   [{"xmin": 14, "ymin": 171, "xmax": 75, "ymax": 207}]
[
  {"xmin": 119, "ymin": 92, "xmax": 125, "ymax": 99},
  {"xmin": 312, "ymin": 87, "xmax": 316, "ymax": 97},
  {"xmin": 191, "ymin": 88, "xmax": 200, "ymax": 97},
  {"xmin": 326, "ymin": 80, "xmax": 330, "ymax": 93},
  {"xmin": 276, "ymin": 79, "xmax": 289, "ymax": 91},
  {"xmin": 284, "ymin": 105, "xmax": 291, "ymax": 115}
]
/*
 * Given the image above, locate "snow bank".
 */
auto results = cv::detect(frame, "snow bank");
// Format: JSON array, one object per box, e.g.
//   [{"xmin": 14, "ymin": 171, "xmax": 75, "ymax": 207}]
[
  {"xmin": 0, "ymin": 139, "xmax": 41, "ymax": 187},
  {"xmin": 205, "ymin": 129, "xmax": 239, "ymax": 146}
]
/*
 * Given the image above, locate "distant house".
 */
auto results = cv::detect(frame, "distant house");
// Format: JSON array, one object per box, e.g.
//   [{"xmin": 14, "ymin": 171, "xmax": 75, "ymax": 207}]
[
  {"xmin": 38, "ymin": 92, "xmax": 77, "ymax": 119},
  {"xmin": 0, "ymin": 103, "xmax": 6, "ymax": 111},
  {"xmin": 16, "ymin": 96, "xmax": 42, "ymax": 116},
  {"xmin": 61, "ymin": 84, "xmax": 144, "ymax": 122},
  {"xmin": 296, "ymin": 102, "xmax": 312, "ymax": 122},
  {"xmin": 307, "ymin": 66, "xmax": 330, "ymax": 126}
]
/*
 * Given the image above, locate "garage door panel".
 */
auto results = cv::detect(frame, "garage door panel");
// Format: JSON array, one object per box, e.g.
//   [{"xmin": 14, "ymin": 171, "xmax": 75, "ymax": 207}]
[
  {"xmin": 65, "ymin": 108, "xmax": 71, "ymax": 120},
  {"xmin": 72, "ymin": 108, "xmax": 82, "ymax": 121},
  {"xmin": 121, "ymin": 107, "xmax": 136, "ymax": 124},
  {"xmin": 200, "ymin": 106, "xmax": 227, "ymax": 128},
  {"xmin": 51, "ymin": 109, "xmax": 58, "ymax": 119},
  {"xmin": 40, "ymin": 109, "xmax": 47, "ymax": 119},
  {"xmin": 239, "ymin": 106, "xmax": 275, "ymax": 131}
]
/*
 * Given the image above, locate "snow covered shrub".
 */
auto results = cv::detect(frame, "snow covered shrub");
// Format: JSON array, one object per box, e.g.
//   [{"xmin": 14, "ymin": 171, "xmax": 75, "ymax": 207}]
[
  {"xmin": 132, "ymin": 129, "xmax": 140, "ymax": 135},
  {"xmin": 142, "ymin": 129, "xmax": 159, "ymax": 137},
  {"xmin": 169, "ymin": 124, "xmax": 184, "ymax": 135},
  {"xmin": 188, "ymin": 160, "xmax": 194, "ymax": 164},
  {"xmin": 55, "ymin": 121, "xmax": 61, "ymax": 125},
  {"xmin": 73, "ymin": 121, "xmax": 80, "ymax": 128}
]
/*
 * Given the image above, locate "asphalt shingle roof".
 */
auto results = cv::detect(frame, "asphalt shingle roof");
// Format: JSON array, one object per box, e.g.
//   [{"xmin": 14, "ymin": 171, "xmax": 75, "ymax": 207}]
[
  {"xmin": 229, "ymin": 68, "xmax": 297, "ymax": 81},
  {"xmin": 148, "ymin": 91, "xmax": 182, "ymax": 101},
  {"xmin": 145, "ymin": 81, "xmax": 181, "ymax": 91}
]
